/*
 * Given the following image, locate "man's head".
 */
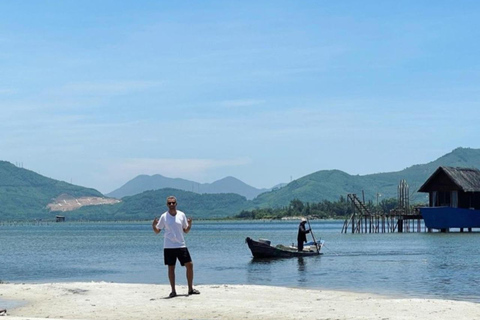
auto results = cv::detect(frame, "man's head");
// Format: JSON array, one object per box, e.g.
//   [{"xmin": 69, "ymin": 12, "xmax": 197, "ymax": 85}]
[
  {"xmin": 301, "ymin": 217, "xmax": 307, "ymax": 223},
  {"xmin": 166, "ymin": 196, "xmax": 177, "ymax": 208}
]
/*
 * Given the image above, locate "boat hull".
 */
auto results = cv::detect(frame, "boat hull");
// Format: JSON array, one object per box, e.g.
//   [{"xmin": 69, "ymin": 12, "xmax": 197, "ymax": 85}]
[{"xmin": 245, "ymin": 237, "xmax": 322, "ymax": 258}]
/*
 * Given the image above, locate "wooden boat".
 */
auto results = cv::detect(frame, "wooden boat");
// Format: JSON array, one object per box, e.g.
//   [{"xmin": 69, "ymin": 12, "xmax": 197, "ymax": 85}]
[{"xmin": 245, "ymin": 237, "xmax": 323, "ymax": 258}]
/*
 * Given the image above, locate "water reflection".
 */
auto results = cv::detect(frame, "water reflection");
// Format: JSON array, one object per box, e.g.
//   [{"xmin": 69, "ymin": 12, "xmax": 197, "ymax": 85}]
[
  {"xmin": 297, "ymin": 257, "xmax": 305, "ymax": 271},
  {"xmin": 246, "ymin": 258, "xmax": 274, "ymax": 284},
  {"xmin": 297, "ymin": 257, "xmax": 308, "ymax": 285},
  {"xmin": 247, "ymin": 257, "xmax": 312, "ymax": 286}
]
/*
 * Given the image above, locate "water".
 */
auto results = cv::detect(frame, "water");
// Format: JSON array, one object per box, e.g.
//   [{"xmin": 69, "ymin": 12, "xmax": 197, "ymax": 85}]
[{"xmin": 1, "ymin": 220, "xmax": 480, "ymax": 303}]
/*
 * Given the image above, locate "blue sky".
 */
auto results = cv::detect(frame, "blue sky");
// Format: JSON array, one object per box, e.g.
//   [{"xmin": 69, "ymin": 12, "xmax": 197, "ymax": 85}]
[{"xmin": 2, "ymin": 1, "xmax": 480, "ymax": 194}]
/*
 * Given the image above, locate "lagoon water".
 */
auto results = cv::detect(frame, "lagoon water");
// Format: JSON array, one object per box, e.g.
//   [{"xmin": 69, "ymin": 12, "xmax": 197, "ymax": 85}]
[{"xmin": 1, "ymin": 220, "xmax": 480, "ymax": 303}]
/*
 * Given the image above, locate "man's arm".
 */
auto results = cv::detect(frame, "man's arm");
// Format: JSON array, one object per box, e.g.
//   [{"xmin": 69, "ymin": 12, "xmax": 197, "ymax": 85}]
[
  {"xmin": 299, "ymin": 224, "xmax": 310, "ymax": 234},
  {"xmin": 152, "ymin": 217, "xmax": 161, "ymax": 234},
  {"xmin": 183, "ymin": 217, "xmax": 192, "ymax": 233}
]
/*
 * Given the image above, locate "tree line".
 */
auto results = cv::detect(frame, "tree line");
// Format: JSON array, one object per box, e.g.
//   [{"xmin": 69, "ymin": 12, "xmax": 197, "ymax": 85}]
[{"xmin": 234, "ymin": 196, "xmax": 400, "ymax": 220}]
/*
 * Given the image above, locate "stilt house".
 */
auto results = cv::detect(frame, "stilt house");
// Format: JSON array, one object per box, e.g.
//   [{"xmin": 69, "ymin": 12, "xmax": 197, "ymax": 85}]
[{"xmin": 418, "ymin": 166, "xmax": 480, "ymax": 231}]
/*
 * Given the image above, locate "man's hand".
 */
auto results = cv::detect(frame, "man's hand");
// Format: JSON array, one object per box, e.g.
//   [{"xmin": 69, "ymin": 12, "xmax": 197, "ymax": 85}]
[
  {"xmin": 152, "ymin": 217, "xmax": 160, "ymax": 234},
  {"xmin": 184, "ymin": 217, "xmax": 193, "ymax": 233}
]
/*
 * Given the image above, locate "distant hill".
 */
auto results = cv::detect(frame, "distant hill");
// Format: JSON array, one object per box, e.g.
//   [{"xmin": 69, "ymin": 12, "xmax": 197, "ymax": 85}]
[
  {"xmin": 0, "ymin": 161, "xmax": 104, "ymax": 220},
  {"xmin": 70, "ymin": 188, "xmax": 249, "ymax": 220},
  {"xmin": 250, "ymin": 147, "xmax": 480, "ymax": 208},
  {"xmin": 106, "ymin": 174, "xmax": 268, "ymax": 200}
]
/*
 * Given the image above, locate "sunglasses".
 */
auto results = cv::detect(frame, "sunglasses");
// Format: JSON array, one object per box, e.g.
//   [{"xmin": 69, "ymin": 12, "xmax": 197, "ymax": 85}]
[{"xmin": 167, "ymin": 202, "xmax": 176, "ymax": 205}]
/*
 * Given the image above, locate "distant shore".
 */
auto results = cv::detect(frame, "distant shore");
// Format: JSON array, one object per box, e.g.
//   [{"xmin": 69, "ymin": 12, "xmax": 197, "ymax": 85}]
[
  {"xmin": 0, "ymin": 217, "xmax": 334, "ymax": 224},
  {"xmin": 1, "ymin": 282, "xmax": 479, "ymax": 320}
]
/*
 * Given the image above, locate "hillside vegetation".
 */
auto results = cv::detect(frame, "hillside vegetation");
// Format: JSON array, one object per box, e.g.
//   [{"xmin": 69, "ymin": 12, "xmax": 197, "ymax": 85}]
[
  {"xmin": 250, "ymin": 147, "xmax": 480, "ymax": 208},
  {"xmin": 70, "ymin": 188, "xmax": 248, "ymax": 220},
  {"xmin": 0, "ymin": 161, "xmax": 103, "ymax": 220}
]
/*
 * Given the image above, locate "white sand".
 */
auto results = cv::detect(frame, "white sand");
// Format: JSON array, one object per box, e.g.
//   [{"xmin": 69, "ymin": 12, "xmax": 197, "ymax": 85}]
[{"xmin": 1, "ymin": 282, "xmax": 479, "ymax": 320}]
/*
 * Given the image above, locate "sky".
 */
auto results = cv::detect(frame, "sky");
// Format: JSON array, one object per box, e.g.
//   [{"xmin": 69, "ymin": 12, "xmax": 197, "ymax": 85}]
[{"xmin": 2, "ymin": 1, "xmax": 480, "ymax": 194}]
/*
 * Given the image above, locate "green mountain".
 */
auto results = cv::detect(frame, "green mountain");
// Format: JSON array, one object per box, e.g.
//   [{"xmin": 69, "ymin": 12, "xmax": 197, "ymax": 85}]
[
  {"xmin": 106, "ymin": 174, "xmax": 268, "ymax": 200},
  {"xmin": 0, "ymin": 161, "xmax": 103, "ymax": 220},
  {"xmin": 250, "ymin": 147, "xmax": 480, "ymax": 208},
  {"xmin": 70, "ymin": 188, "xmax": 248, "ymax": 220}
]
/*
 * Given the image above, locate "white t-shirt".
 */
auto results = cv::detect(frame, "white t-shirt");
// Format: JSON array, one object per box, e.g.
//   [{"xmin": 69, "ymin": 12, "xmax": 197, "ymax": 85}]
[{"xmin": 156, "ymin": 210, "xmax": 188, "ymax": 249}]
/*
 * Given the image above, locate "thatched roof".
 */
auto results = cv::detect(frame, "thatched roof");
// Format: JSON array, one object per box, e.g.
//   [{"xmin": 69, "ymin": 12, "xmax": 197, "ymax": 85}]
[{"xmin": 418, "ymin": 166, "xmax": 480, "ymax": 193}]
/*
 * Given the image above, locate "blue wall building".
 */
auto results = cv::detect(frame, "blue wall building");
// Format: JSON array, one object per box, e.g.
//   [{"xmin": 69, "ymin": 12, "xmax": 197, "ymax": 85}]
[{"xmin": 419, "ymin": 166, "xmax": 480, "ymax": 231}]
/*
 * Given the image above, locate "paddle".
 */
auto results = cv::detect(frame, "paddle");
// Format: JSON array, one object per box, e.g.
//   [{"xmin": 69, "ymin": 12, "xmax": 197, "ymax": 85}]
[{"xmin": 306, "ymin": 217, "xmax": 320, "ymax": 254}]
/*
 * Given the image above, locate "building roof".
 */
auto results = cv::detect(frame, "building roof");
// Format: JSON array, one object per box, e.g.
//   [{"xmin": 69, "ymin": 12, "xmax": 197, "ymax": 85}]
[{"xmin": 418, "ymin": 166, "xmax": 480, "ymax": 193}]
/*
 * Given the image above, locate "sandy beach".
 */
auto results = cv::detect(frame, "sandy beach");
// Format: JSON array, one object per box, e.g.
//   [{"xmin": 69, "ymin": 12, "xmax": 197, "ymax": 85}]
[{"xmin": 0, "ymin": 282, "xmax": 479, "ymax": 320}]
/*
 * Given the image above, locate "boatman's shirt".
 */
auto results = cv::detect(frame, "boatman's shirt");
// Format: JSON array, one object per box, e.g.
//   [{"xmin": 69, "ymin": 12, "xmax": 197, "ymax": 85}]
[{"xmin": 156, "ymin": 210, "xmax": 188, "ymax": 248}]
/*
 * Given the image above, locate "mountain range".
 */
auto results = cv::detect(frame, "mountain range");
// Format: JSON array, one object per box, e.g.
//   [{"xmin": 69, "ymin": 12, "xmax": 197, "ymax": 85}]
[
  {"xmin": 2, "ymin": 147, "xmax": 480, "ymax": 220},
  {"xmin": 250, "ymin": 147, "xmax": 480, "ymax": 208},
  {"xmin": 107, "ymin": 175, "xmax": 269, "ymax": 200}
]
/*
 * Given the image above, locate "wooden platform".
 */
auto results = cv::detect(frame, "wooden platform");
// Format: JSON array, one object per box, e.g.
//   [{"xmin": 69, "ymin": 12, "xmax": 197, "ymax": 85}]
[{"xmin": 342, "ymin": 194, "xmax": 425, "ymax": 233}]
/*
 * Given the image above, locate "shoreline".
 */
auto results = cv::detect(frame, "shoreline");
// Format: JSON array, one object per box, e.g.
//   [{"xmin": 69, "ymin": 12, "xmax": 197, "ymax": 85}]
[{"xmin": 1, "ymin": 282, "xmax": 479, "ymax": 320}]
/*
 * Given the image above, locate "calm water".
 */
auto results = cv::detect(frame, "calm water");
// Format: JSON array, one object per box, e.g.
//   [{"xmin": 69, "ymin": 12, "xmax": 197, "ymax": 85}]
[{"xmin": 1, "ymin": 220, "xmax": 480, "ymax": 303}]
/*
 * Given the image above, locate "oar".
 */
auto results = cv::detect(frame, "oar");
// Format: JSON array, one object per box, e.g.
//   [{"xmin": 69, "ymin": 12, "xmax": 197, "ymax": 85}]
[{"xmin": 306, "ymin": 217, "xmax": 320, "ymax": 254}]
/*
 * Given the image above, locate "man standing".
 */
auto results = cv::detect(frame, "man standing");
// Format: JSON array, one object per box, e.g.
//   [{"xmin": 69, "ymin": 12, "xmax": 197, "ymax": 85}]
[
  {"xmin": 152, "ymin": 196, "xmax": 200, "ymax": 298},
  {"xmin": 297, "ymin": 217, "xmax": 310, "ymax": 252}
]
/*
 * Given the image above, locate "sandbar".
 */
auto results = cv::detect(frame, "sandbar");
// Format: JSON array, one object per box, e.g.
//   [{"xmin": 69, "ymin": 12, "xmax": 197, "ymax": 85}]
[{"xmin": 1, "ymin": 282, "xmax": 478, "ymax": 320}]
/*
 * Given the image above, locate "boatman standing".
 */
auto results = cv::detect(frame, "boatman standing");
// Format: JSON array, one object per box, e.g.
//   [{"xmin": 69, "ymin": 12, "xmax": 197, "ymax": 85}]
[
  {"xmin": 152, "ymin": 196, "xmax": 200, "ymax": 298},
  {"xmin": 297, "ymin": 217, "xmax": 311, "ymax": 251}
]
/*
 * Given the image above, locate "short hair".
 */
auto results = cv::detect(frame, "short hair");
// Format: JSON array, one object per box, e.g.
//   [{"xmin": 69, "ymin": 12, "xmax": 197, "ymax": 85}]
[{"xmin": 166, "ymin": 196, "xmax": 177, "ymax": 202}]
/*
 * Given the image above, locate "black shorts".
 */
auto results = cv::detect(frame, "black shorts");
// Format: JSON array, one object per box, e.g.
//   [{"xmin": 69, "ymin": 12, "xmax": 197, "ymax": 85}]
[{"xmin": 164, "ymin": 248, "xmax": 192, "ymax": 266}]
